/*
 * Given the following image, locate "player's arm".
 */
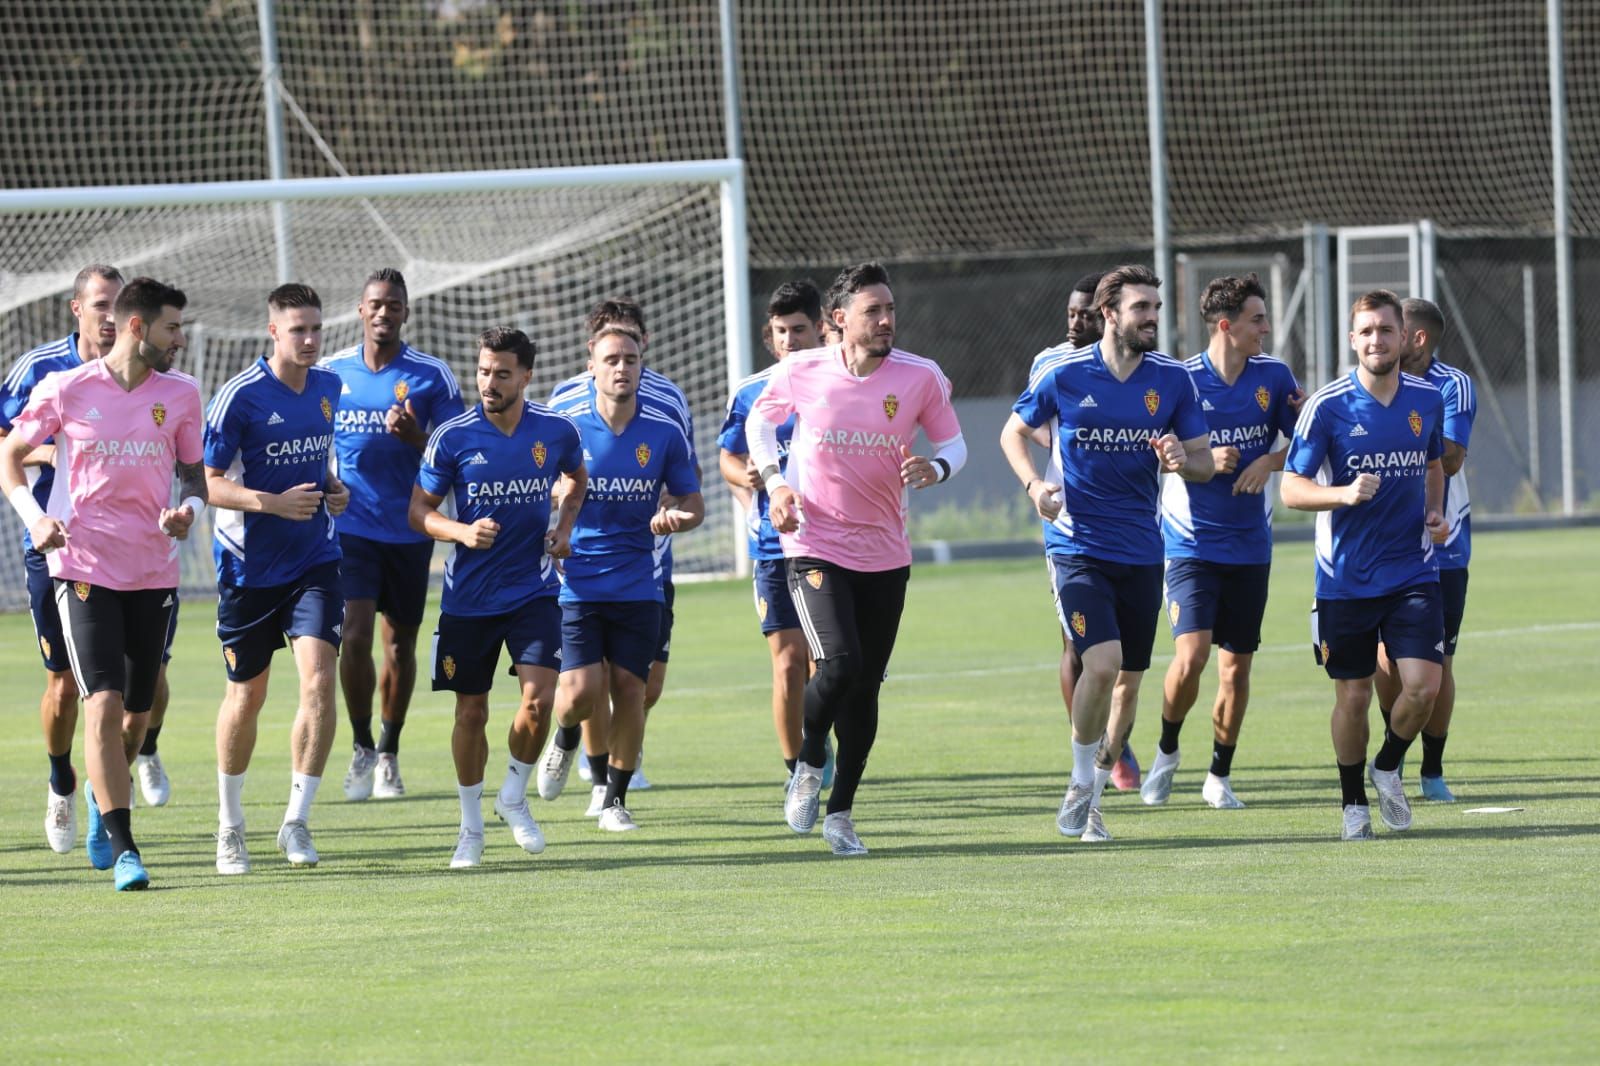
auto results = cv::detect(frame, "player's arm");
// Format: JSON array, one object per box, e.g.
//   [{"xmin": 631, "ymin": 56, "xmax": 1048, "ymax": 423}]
[
  {"xmin": 1441, "ymin": 440, "xmax": 1467, "ymax": 477},
  {"xmin": 1280, "ymin": 471, "xmax": 1377, "ymax": 511},
  {"xmin": 999, "ymin": 412, "xmax": 1062, "ymax": 520},
  {"xmin": 205, "ymin": 466, "xmax": 325, "ymax": 520},
  {"xmin": 546, "ymin": 464, "xmax": 587, "ymax": 559},
  {"xmin": 0, "ymin": 430, "xmax": 66, "ymax": 551},
  {"xmin": 385, "ymin": 399, "xmax": 428, "ymax": 451},
  {"xmin": 651, "ymin": 490, "xmax": 704, "ymax": 535},
  {"xmin": 158, "ymin": 460, "xmax": 210, "ymax": 540},
  {"xmin": 719, "ymin": 448, "xmax": 757, "ymax": 509},
  {"xmin": 408, "ymin": 483, "xmax": 500, "ymax": 549},
  {"xmin": 1231, "ymin": 446, "xmax": 1288, "ymax": 496},
  {"xmin": 1153, "ymin": 432, "xmax": 1215, "ymax": 483},
  {"xmin": 1424, "ymin": 459, "xmax": 1448, "ymax": 542}
]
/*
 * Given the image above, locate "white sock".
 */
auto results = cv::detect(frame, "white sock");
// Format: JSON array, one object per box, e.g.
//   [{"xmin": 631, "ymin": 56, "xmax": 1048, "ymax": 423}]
[
  {"xmin": 1091, "ymin": 766, "xmax": 1112, "ymax": 808},
  {"xmin": 500, "ymin": 757, "xmax": 534, "ymax": 807},
  {"xmin": 1151, "ymin": 746, "xmax": 1180, "ymax": 771},
  {"xmin": 1070, "ymin": 739, "xmax": 1098, "ymax": 787},
  {"xmin": 218, "ymin": 770, "xmax": 246, "ymax": 827},
  {"xmin": 459, "ymin": 783, "xmax": 485, "ymax": 834},
  {"xmin": 284, "ymin": 772, "xmax": 319, "ymax": 825}
]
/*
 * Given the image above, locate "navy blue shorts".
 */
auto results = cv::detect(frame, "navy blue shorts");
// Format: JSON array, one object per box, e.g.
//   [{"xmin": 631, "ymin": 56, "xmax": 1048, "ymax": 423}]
[
  {"xmin": 431, "ymin": 596, "xmax": 562, "ymax": 695},
  {"xmin": 1164, "ymin": 558, "xmax": 1272, "ymax": 654},
  {"xmin": 654, "ymin": 580, "xmax": 676, "ymax": 664},
  {"xmin": 1440, "ymin": 567, "xmax": 1468, "ymax": 657},
  {"xmin": 25, "ymin": 547, "xmax": 71, "ymax": 672},
  {"xmin": 560, "ymin": 600, "xmax": 662, "ymax": 682},
  {"xmin": 1047, "ymin": 554, "xmax": 1163, "ymax": 672},
  {"xmin": 753, "ymin": 558, "xmax": 801, "ymax": 635},
  {"xmin": 1312, "ymin": 582, "xmax": 1443, "ymax": 680},
  {"xmin": 339, "ymin": 533, "xmax": 433, "ymax": 628},
  {"xmin": 216, "ymin": 560, "xmax": 344, "ymax": 682}
]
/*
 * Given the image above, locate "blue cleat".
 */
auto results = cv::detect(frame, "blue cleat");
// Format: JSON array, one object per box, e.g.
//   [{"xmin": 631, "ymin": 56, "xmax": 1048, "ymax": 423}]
[
  {"xmin": 84, "ymin": 781, "xmax": 114, "ymax": 870},
  {"xmin": 113, "ymin": 850, "xmax": 149, "ymax": 891},
  {"xmin": 821, "ymin": 734, "xmax": 836, "ymax": 790},
  {"xmin": 1420, "ymin": 775, "xmax": 1456, "ymax": 802}
]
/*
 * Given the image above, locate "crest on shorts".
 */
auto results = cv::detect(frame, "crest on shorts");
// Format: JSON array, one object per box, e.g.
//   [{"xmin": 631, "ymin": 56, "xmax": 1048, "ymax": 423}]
[
  {"xmin": 73, "ymin": 581, "xmax": 90, "ymax": 602},
  {"xmin": 1319, "ymin": 640, "xmax": 1331, "ymax": 665},
  {"xmin": 883, "ymin": 394, "xmax": 899, "ymax": 420},
  {"xmin": 1255, "ymin": 385, "xmax": 1270, "ymax": 412},
  {"xmin": 1144, "ymin": 388, "xmax": 1160, "ymax": 416},
  {"xmin": 442, "ymin": 655, "xmax": 456, "ymax": 680},
  {"xmin": 393, "ymin": 381, "xmax": 410, "ymax": 403},
  {"xmin": 757, "ymin": 597, "xmax": 768, "ymax": 621},
  {"xmin": 151, "ymin": 402, "xmax": 167, "ymax": 427},
  {"xmin": 1408, "ymin": 409, "xmax": 1422, "ymax": 437},
  {"xmin": 39, "ymin": 636, "xmax": 51, "ymax": 659},
  {"xmin": 532, "ymin": 442, "xmax": 547, "ymax": 468},
  {"xmin": 635, "ymin": 443, "xmax": 651, "ymax": 468},
  {"xmin": 223, "ymin": 646, "xmax": 237, "ymax": 671},
  {"xmin": 320, "ymin": 396, "xmax": 333, "ymax": 422},
  {"xmin": 1069, "ymin": 611, "xmax": 1087, "ymax": 638},
  {"xmin": 1169, "ymin": 600, "xmax": 1181, "ymax": 626},
  {"xmin": 805, "ymin": 569, "xmax": 824, "ymax": 590}
]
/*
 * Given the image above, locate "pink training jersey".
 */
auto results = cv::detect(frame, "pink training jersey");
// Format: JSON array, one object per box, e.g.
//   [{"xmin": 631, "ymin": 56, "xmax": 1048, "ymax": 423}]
[
  {"xmin": 11, "ymin": 359, "xmax": 204, "ymax": 591},
  {"xmin": 751, "ymin": 345, "xmax": 961, "ymax": 571}
]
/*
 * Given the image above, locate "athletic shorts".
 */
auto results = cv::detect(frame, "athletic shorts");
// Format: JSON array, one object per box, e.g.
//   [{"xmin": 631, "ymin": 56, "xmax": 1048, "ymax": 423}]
[
  {"xmin": 1312, "ymin": 582, "xmax": 1444, "ymax": 680},
  {"xmin": 1440, "ymin": 567, "xmax": 1468, "ymax": 657},
  {"xmin": 1047, "ymin": 554, "xmax": 1164, "ymax": 672},
  {"xmin": 1163, "ymin": 558, "xmax": 1272, "ymax": 654},
  {"xmin": 52, "ymin": 580, "xmax": 177, "ymax": 713},
  {"xmin": 560, "ymin": 600, "xmax": 662, "ymax": 682},
  {"xmin": 654, "ymin": 579, "xmax": 676, "ymax": 664},
  {"xmin": 431, "ymin": 596, "xmax": 562, "ymax": 694},
  {"xmin": 216, "ymin": 560, "xmax": 344, "ymax": 682},
  {"xmin": 25, "ymin": 547, "xmax": 71, "ymax": 672},
  {"xmin": 786, "ymin": 556, "xmax": 909, "ymax": 672},
  {"xmin": 339, "ymin": 533, "xmax": 433, "ymax": 628},
  {"xmin": 753, "ymin": 558, "xmax": 801, "ymax": 635}
]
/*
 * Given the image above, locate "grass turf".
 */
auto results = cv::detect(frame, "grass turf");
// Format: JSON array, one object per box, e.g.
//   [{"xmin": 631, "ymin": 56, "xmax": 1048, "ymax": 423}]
[{"xmin": 0, "ymin": 528, "xmax": 1595, "ymax": 1062}]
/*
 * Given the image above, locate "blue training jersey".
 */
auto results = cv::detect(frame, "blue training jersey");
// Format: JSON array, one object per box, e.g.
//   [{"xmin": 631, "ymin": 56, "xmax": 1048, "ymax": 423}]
[
  {"xmin": 1013, "ymin": 342, "xmax": 1209, "ymax": 566},
  {"xmin": 417, "ymin": 402, "xmax": 583, "ymax": 617},
  {"xmin": 718, "ymin": 364, "xmax": 795, "ymax": 561},
  {"xmin": 552, "ymin": 394, "xmax": 699, "ymax": 604},
  {"xmin": 1160, "ymin": 353, "xmax": 1301, "ymax": 565},
  {"xmin": 325, "ymin": 343, "xmax": 464, "ymax": 544},
  {"xmin": 0, "ymin": 333, "xmax": 85, "ymax": 550},
  {"xmin": 1424, "ymin": 358, "xmax": 1476, "ymax": 570},
  {"xmin": 1284, "ymin": 370, "xmax": 1445, "ymax": 600},
  {"xmin": 205, "ymin": 357, "xmax": 343, "ymax": 588}
]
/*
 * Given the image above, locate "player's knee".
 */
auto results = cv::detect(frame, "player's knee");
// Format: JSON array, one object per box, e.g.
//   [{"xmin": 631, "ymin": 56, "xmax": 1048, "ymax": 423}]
[
  {"xmin": 1403, "ymin": 675, "xmax": 1441, "ymax": 711},
  {"xmin": 454, "ymin": 699, "xmax": 489, "ymax": 732},
  {"xmin": 1077, "ymin": 647, "xmax": 1119, "ymax": 689},
  {"xmin": 1216, "ymin": 656, "xmax": 1249, "ymax": 695},
  {"xmin": 810, "ymin": 651, "xmax": 861, "ymax": 703},
  {"xmin": 45, "ymin": 669, "xmax": 79, "ymax": 708}
]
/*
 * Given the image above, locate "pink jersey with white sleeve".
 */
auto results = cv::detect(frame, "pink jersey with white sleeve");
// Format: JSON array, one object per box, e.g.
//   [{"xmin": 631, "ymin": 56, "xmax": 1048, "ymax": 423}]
[
  {"xmin": 11, "ymin": 360, "xmax": 204, "ymax": 590},
  {"xmin": 751, "ymin": 345, "xmax": 961, "ymax": 571}
]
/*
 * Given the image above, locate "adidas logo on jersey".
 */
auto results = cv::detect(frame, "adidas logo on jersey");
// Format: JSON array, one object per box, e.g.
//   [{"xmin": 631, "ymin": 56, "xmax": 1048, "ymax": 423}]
[
  {"xmin": 267, "ymin": 412, "xmax": 285, "ymax": 425},
  {"xmin": 1350, "ymin": 423, "xmax": 1368, "ymax": 437},
  {"xmin": 1078, "ymin": 395, "xmax": 1098, "ymax": 407},
  {"xmin": 340, "ymin": 383, "xmax": 352, "ymax": 395},
  {"xmin": 85, "ymin": 406, "xmax": 103, "ymax": 420},
  {"xmin": 1202, "ymin": 399, "xmax": 1216, "ymax": 411},
  {"xmin": 465, "ymin": 452, "xmax": 488, "ymax": 465}
]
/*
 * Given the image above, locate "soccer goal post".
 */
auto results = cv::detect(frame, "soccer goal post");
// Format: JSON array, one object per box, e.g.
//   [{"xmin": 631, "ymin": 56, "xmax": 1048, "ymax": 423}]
[{"xmin": 0, "ymin": 160, "xmax": 753, "ymax": 609}]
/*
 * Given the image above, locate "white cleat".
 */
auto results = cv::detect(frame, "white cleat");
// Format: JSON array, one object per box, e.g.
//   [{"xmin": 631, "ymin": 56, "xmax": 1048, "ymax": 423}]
[
  {"xmin": 597, "ymin": 803, "xmax": 638, "ymax": 832},
  {"xmin": 1202, "ymin": 773, "xmax": 1245, "ymax": 809},
  {"xmin": 45, "ymin": 787, "xmax": 77, "ymax": 854},
  {"xmin": 584, "ymin": 785, "xmax": 607, "ymax": 817},
  {"xmin": 494, "ymin": 798, "xmax": 546, "ymax": 854},
  {"xmin": 822, "ymin": 811, "xmax": 868, "ymax": 856},
  {"xmin": 577, "ymin": 757, "xmax": 592, "ymax": 783},
  {"xmin": 629, "ymin": 761, "xmax": 651, "ymax": 791},
  {"xmin": 276, "ymin": 820, "xmax": 320, "ymax": 866},
  {"xmin": 216, "ymin": 823, "xmax": 252, "ymax": 874},
  {"xmin": 134, "ymin": 753, "xmax": 171, "ymax": 807},
  {"xmin": 1080, "ymin": 807, "xmax": 1113, "ymax": 842},
  {"xmin": 343, "ymin": 745, "xmax": 378, "ymax": 801},
  {"xmin": 785, "ymin": 762, "xmax": 824, "ymax": 834},
  {"xmin": 1056, "ymin": 783, "xmax": 1092, "ymax": 837},
  {"xmin": 1368, "ymin": 762, "xmax": 1412, "ymax": 831},
  {"xmin": 450, "ymin": 827, "xmax": 485, "ymax": 868},
  {"xmin": 536, "ymin": 743, "xmax": 576, "ymax": 801},
  {"xmin": 1141, "ymin": 750, "xmax": 1179, "ymax": 806},
  {"xmin": 1342, "ymin": 804, "xmax": 1375, "ymax": 841},
  {"xmin": 373, "ymin": 753, "xmax": 406, "ymax": 799}
]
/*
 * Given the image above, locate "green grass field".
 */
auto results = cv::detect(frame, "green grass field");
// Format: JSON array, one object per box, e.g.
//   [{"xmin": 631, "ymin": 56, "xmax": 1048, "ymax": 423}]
[{"xmin": 2, "ymin": 529, "xmax": 1596, "ymax": 1063}]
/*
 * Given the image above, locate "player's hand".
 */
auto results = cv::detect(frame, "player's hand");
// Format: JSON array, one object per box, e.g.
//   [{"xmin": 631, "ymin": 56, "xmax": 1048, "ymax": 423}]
[
  {"xmin": 769, "ymin": 485, "xmax": 802, "ymax": 533},
  {"xmin": 1029, "ymin": 479, "xmax": 1064, "ymax": 521},
  {"xmin": 272, "ymin": 483, "xmax": 324, "ymax": 521},
  {"xmin": 462, "ymin": 517, "xmax": 500, "ymax": 549},
  {"xmin": 899, "ymin": 444, "xmax": 938, "ymax": 489},
  {"xmin": 1151, "ymin": 433, "xmax": 1187, "ymax": 473},
  {"xmin": 544, "ymin": 525, "xmax": 571, "ymax": 559},
  {"xmin": 324, "ymin": 477, "xmax": 350, "ymax": 517},
  {"xmin": 1232, "ymin": 454, "xmax": 1274, "ymax": 495},
  {"xmin": 386, "ymin": 399, "xmax": 425, "ymax": 445},
  {"xmin": 1425, "ymin": 509, "xmax": 1450, "ymax": 543},
  {"xmin": 651, "ymin": 508, "xmax": 697, "ymax": 535},
  {"xmin": 1286, "ymin": 387, "xmax": 1307, "ymax": 412},
  {"xmin": 1342, "ymin": 473, "xmax": 1380, "ymax": 506},
  {"xmin": 29, "ymin": 515, "xmax": 68, "ymax": 552},
  {"xmin": 159, "ymin": 504, "xmax": 196, "ymax": 540},
  {"xmin": 1211, "ymin": 445, "xmax": 1241, "ymax": 475},
  {"xmin": 742, "ymin": 460, "xmax": 763, "ymax": 492}
]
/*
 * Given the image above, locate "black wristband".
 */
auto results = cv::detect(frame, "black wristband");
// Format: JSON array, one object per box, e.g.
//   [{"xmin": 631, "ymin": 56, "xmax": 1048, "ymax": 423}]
[
  {"xmin": 1025, "ymin": 477, "xmax": 1039, "ymax": 493},
  {"xmin": 932, "ymin": 457, "xmax": 951, "ymax": 483}
]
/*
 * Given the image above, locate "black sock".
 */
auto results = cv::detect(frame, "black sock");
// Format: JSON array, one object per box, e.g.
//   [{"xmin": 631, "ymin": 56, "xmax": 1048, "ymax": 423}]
[
  {"xmin": 1420, "ymin": 731, "xmax": 1448, "ymax": 778},
  {"xmin": 1210, "ymin": 741, "xmax": 1236, "ymax": 778},
  {"xmin": 48, "ymin": 751, "xmax": 76, "ymax": 796},
  {"xmin": 604, "ymin": 767, "xmax": 631, "ymax": 809},
  {"xmin": 1338, "ymin": 761, "xmax": 1367, "ymax": 807},
  {"xmin": 102, "ymin": 807, "xmax": 137, "ymax": 858},
  {"xmin": 377, "ymin": 718, "xmax": 403, "ymax": 755},
  {"xmin": 1378, "ymin": 705, "xmax": 1393, "ymax": 732},
  {"xmin": 138, "ymin": 726, "xmax": 161, "ymax": 757},
  {"xmin": 556, "ymin": 723, "xmax": 582, "ymax": 751},
  {"xmin": 784, "ymin": 757, "xmax": 798, "ymax": 774},
  {"xmin": 1373, "ymin": 726, "xmax": 1414, "ymax": 773},
  {"xmin": 1158, "ymin": 717, "xmax": 1183, "ymax": 755},
  {"xmin": 587, "ymin": 752, "xmax": 609, "ymax": 786},
  {"xmin": 350, "ymin": 716, "xmax": 376, "ymax": 751}
]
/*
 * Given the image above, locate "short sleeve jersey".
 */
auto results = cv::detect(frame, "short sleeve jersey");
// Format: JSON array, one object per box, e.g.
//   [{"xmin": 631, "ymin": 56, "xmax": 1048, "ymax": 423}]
[
  {"xmin": 204, "ymin": 357, "xmax": 343, "ymax": 588},
  {"xmin": 417, "ymin": 402, "xmax": 583, "ymax": 617},
  {"xmin": 1284, "ymin": 370, "xmax": 1446, "ymax": 600},
  {"xmin": 1160, "ymin": 353, "xmax": 1301, "ymax": 565},
  {"xmin": 718, "ymin": 364, "xmax": 796, "ymax": 561},
  {"xmin": 1424, "ymin": 358, "xmax": 1476, "ymax": 570},
  {"xmin": 1012, "ymin": 343, "xmax": 1209, "ymax": 566},
  {"xmin": 749, "ymin": 345, "xmax": 962, "ymax": 572},
  {"xmin": 0, "ymin": 333, "xmax": 84, "ymax": 550},
  {"xmin": 551, "ymin": 394, "xmax": 698, "ymax": 604},
  {"xmin": 10, "ymin": 361, "xmax": 204, "ymax": 590},
  {"xmin": 325, "ymin": 343, "xmax": 464, "ymax": 544}
]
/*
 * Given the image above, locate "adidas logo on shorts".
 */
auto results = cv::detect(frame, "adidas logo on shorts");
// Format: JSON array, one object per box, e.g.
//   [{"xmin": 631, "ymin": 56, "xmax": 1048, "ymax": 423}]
[
  {"xmin": 1078, "ymin": 395, "xmax": 1098, "ymax": 407},
  {"xmin": 267, "ymin": 412, "xmax": 285, "ymax": 425},
  {"xmin": 1350, "ymin": 423, "xmax": 1368, "ymax": 437}
]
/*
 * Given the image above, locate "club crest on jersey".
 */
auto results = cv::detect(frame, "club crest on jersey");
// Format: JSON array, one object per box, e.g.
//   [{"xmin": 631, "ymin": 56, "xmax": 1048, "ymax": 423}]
[
  {"xmin": 635, "ymin": 443, "xmax": 651, "ymax": 468},
  {"xmin": 73, "ymin": 581, "xmax": 90, "ymax": 602},
  {"xmin": 532, "ymin": 442, "xmax": 547, "ymax": 468},
  {"xmin": 1255, "ymin": 385, "xmax": 1271, "ymax": 412},
  {"xmin": 394, "ymin": 381, "xmax": 410, "ymax": 403},
  {"xmin": 151, "ymin": 402, "xmax": 167, "ymax": 427},
  {"xmin": 1169, "ymin": 601, "xmax": 1180, "ymax": 626},
  {"xmin": 883, "ymin": 394, "xmax": 899, "ymax": 420},
  {"xmin": 1408, "ymin": 409, "xmax": 1422, "ymax": 437},
  {"xmin": 320, "ymin": 396, "xmax": 333, "ymax": 422},
  {"xmin": 223, "ymin": 646, "xmax": 238, "ymax": 671},
  {"xmin": 1069, "ymin": 611, "xmax": 1087, "ymax": 638},
  {"xmin": 1144, "ymin": 389, "xmax": 1160, "ymax": 416},
  {"xmin": 805, "ymin": 570, "xmax": 824, "ymax": 590},
  {"xmin": 442, "ymin": 655, "xmax": 456, "ymax": 681}
]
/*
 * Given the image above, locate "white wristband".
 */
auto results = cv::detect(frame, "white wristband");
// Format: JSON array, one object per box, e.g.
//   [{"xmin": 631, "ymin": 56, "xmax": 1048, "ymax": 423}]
[
  {"xmin": 180, "ymin": 495, "xmax": 204, "ymax": 516},
  {"xmin": 8, "ymin": 484, "xmax": 46, "ymax": 528},
  {"xmin": 763, "ymin": 471, "xmax": 790, "ymax": 495}
]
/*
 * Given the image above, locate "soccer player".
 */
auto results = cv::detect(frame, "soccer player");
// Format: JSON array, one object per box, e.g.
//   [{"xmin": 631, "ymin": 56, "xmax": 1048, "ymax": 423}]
[
  {"xmin": 205, "ymin": 283, "xmax": 350, "ymax": 873},
  {"xmin": 325, "ymin": 268, "xmax": 464, "ymax": 802},
  {"xmin": 411, "ymin": 327, "xmax": 585, "ymax": 867},
  {"xmin": 747, "ymin": 261, "xmax": 967, "ymax": 856},
  {"xmin": 537, "ymin": 321, "xmax": 703, "ymax": 830},
  {"xmin": 1000, "ymin": 265, "xmax": 1213, "ymax": 843},
  {"xmin": 1281, "ymin": 289, "xmax": 1447, "ymax": 841},
  {"xmin": 1373, "ymin": 298, "xmax": 1475, "ymax": 801},
  {"xmin": 1, "ymin": 277, "xmax": 204, "ymax": 890},
  {"xmin": 719, "ymin": 280, "xmax": 824, "ymax": 779},
  {"xmin": 1143, "ymin": 274, "xmax": 1303, "ymax": 810}
]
